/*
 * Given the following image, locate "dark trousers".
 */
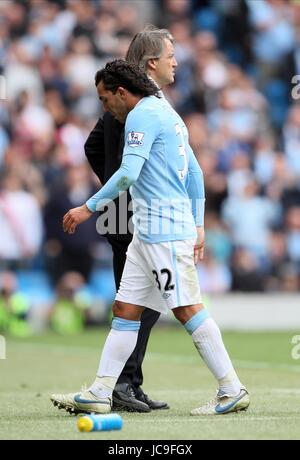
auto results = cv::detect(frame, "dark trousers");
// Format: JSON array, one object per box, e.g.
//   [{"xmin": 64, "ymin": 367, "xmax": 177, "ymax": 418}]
[{"xmin": 107, "ymin": 236, "xmax": 160, "ymax": 389}]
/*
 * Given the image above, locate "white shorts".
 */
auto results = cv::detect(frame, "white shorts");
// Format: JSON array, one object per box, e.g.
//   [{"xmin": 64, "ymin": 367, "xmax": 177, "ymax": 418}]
[{"xmin": 116, "ymin": 235, "xmax": 202, "ymax": 314}]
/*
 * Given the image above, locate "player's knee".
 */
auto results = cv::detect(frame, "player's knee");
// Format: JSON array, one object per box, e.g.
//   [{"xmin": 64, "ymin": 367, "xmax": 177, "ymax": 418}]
[
  {"xmin": 112, "ymin": 301, "xmax": 125, "ymax": 318},
  {"xmin": 173, "ymin": 304, "xmax": 204, "ymax": 324},
  {"xmin": 112, "ymin": 300, "xmax": 142, "ymax": 321},
  {"xmin": 173, "ymin": 309, "xmax": 186, "ymax": 324}
]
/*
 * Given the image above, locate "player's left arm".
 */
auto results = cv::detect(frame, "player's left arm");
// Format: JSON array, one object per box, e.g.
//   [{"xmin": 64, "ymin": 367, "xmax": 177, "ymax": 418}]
[{"xmin": 186, "ymin": 149, "xmax": 206, "ymax": 263}]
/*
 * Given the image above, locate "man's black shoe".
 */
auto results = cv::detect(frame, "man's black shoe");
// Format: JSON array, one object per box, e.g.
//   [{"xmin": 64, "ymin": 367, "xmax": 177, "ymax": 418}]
[
  {"xmin": 135, "ymin": 387, "xmax": 170, "ymax": 410},
  {"xmin": 112, "ymin": 383, "xmax": 151, "ymax": 413}
]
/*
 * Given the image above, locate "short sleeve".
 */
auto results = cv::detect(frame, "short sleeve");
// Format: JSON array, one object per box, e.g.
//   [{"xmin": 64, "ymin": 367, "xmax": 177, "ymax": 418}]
[{"xmin": 123, "ymin": 103, "xmax": 161, "ymax": 160}]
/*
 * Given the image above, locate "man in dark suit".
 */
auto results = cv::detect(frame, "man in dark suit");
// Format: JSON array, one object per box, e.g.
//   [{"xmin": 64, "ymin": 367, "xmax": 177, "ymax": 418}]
[{"xmin": 84, "ymin": 25, "xmax": 177, "ymax": 412}]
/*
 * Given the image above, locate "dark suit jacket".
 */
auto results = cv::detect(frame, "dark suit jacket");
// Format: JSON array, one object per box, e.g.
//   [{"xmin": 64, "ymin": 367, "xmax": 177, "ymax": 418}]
[{"xmin": 84, "ymin": 112, "xmax": 133, "ymax": 243}]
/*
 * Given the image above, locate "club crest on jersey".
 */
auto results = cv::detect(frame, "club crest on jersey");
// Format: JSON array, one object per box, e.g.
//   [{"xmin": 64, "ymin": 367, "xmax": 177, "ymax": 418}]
[{"xmin": 128, "ymin": 131, "xmax": 144, "ymax": 147}]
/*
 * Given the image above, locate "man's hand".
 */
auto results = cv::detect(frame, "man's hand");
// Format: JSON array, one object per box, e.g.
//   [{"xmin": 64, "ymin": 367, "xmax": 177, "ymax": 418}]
[
  {"xmin": 63, "ymin": 204, "xmax": 93, "ymax": 234},
  {"xmin": 194, "ymin": 226, "xmax": 205, "ymax": 264}
]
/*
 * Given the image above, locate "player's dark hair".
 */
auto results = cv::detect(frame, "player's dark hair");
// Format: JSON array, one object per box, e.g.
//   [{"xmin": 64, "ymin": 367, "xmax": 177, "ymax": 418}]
[{"xmin": 95, "ymin": 59, "xmax": 159, "ymax": 97}]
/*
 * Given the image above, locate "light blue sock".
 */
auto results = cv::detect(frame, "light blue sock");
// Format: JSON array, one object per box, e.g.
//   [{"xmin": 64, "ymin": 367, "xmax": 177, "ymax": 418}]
[
  {"xmin": 91, "ymin": 317, "xmax": 141, "ymax": 398},
  {"xmin": 184, "ymin": 309, "xmax": 209, "ymax": 335},
  {"xmin": 185, "ymin": 313, "xmax": 243, "ymax": 395},
  {"xmin": 112, "ymin": 317, "xmax": 141, "ymax": 331}
]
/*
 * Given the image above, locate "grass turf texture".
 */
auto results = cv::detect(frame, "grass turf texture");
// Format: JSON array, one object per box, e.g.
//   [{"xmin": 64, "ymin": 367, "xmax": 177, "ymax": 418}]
[{"xmin": 0, "ymin": 327, "xmax": 300, "ymax": 440}]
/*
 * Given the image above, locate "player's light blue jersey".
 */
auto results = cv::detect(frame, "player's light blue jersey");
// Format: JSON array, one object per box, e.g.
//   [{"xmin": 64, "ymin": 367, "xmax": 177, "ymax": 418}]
[{"xmin": 123, "ymin": 96, "xmax": 204, "ymax": 244}]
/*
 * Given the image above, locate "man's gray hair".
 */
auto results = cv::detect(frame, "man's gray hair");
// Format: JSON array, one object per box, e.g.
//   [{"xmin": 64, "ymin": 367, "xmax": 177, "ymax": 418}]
[{"xmin": 126, "ymin": 25, "xmax": 173, "ymax": 72}]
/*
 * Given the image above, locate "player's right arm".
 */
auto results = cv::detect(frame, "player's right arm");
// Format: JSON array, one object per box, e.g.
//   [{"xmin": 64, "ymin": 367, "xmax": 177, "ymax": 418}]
[
  {"xmin": 63, "ymin": 103, "xmax": 160, "ymax": 234},
  {"xmin": 63, "ymin": 154, "xmax": 146, "ymax": 234},
  {"xmin": 194, "ymin": 226, "xmax": 205, "ymax": 264},
  {"xmin": 86, "ymin": 104, "xmax": 160, "ymax": 210},
  {"xmin": 85, "ymin": 154, "xmax": 146, "ymax": 213},
  {"xmin": 186, "ymin": 149, "xmax": 205, "ymax": 226},
  {"xmin": 186, "ymin": 149, "xmax": 206, "ymax": 263}
]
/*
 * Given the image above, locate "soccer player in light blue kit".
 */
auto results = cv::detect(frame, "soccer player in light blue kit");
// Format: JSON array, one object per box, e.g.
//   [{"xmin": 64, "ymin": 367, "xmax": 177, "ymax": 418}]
[{"xmin": 51, "ymin": 60, "xmax": 249, "ymax": 416}]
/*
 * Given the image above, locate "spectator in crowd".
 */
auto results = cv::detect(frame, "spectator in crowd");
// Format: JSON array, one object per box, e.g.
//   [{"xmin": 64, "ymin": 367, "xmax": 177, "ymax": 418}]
[
  {"xmin": 246, "ymin": 0, "xmax": 295, "ymax": 87},
  {"xmin": 44, "ymin": 164, "xmax": 100, "ymax": 283},
  {"xmin": 285, "ymin": 206, "xmax": 300, "ymax": 270},
  {"xmin": 204, "ymin": 211, "xmax": 232, "ymax": 264},
  {"xmin": 231, "ymin": 248, "xmax": 265, "ymax": 292},
  {"xmin": 0, "ymin": 169, "xmax": 43, "ymax": 269},
  {"xmin": 283, "ymin": 104, "xmax": 300, "ymax": 177},
  {"xmin": 197, "ymin": 249, "xmax": 232, "ymax": 294},
  {"xmin": 50, "ymin": 271, "xmax": 91, "ymax": 335},
  {"xmin": 265, "ymin": 230, "xmax": 289, "ymax": 290},
  {"xmin": 0, "ymin": 271, "xmax": 32, "ymax": 337},
  {"xmin": 221, "ymin": 177, "xmax": 281, "ymax": 265}
]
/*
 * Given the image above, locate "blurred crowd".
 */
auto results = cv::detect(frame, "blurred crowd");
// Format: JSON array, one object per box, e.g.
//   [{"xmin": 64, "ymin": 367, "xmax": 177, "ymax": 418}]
[{"xmin": 0, "ymin": 0, "xmax": 300, "ymax": 334}]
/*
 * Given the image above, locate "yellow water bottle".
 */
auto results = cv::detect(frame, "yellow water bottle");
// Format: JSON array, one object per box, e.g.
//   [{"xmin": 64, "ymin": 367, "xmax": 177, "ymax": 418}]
[{"xmin": 77, "ymin": 414, "xmax": 123, "ymax": 432}]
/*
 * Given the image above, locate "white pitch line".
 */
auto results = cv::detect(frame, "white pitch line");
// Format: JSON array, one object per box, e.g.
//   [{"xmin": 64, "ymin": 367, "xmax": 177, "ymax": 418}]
[
  {"xmin": 7, "ymin": 342, "xmax": 300, "ymax": 373},
  {"xmin": 149, "ymin": 388, "xmax": 300, "ymax": 396},
  {"xmin": 123, "ymin": 416, "xmax": 299, "ymax": 423},
  {"xmin": 147, "ymin": 353, "xmax": 300, "ymax": 373},
  {"xmin": 234, "ymin": 360, "xmax": 300, "ymax": 373},
  {"xmin": 267, "ymin": 388, "xmax": 300, "ymax": 394}
]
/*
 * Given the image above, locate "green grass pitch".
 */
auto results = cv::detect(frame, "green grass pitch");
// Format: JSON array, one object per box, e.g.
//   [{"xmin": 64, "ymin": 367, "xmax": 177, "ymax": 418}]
[{"xmin": 0, "ymin": 327, "xmax": 300, "ymax": 440}]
